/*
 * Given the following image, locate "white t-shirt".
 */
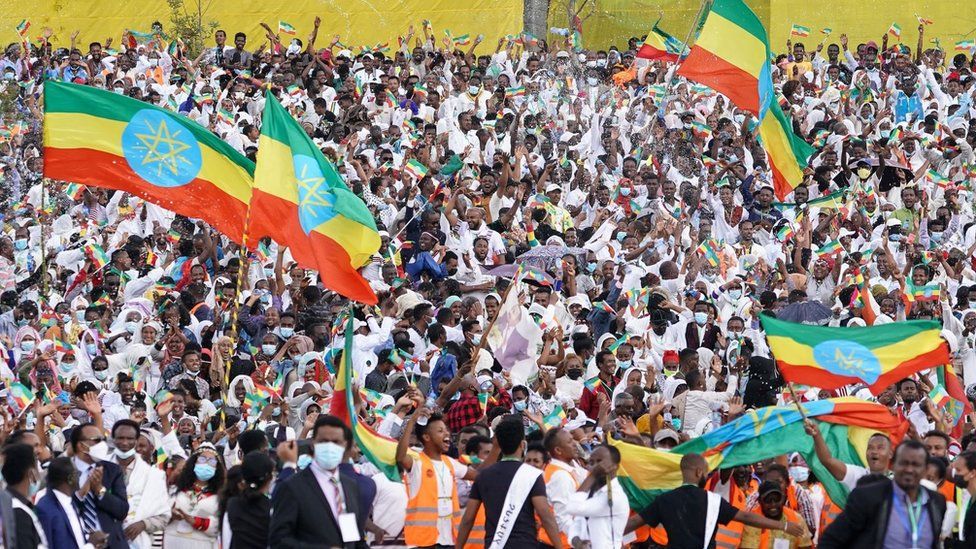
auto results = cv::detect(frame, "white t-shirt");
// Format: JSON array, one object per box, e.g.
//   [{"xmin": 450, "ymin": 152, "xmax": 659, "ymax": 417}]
[
  {"xmin": 405, "ymin": 455, "xmax": 468, "ymax": 546},
  {"xmin": 841, "ymin": 463, "xmax": 869, "ymax": 491}
]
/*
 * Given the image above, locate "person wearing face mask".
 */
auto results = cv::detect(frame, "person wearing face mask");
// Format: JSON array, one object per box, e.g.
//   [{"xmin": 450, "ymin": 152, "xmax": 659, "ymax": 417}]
[
  {"xmin": 69, "ymin": 422, "xmax": 130, "ymax": 549},
  {"xmin": 166, "ymin": 443, "xmax": 225, "ymax": 547},
  {"xmin": 949, "ymin": 451, "xmax": 976, "ymax": 544},
  {"xmin": 223, "ymin": 451, "xmax": 275, "ymax": 549},
  {"xmin": 269, "ymin": 415, "xmax": 368, "ymax": 548},
  {"xmin": 109, "ymin": 419, "xmax": 170, "ymax": 548},
  {"xmin": 2, "ymin": 442, "xmax": 44, "ymax": 548},
  {"xmin": 626, "ymin": 453, "xmax": 806, "ymax": 546}
]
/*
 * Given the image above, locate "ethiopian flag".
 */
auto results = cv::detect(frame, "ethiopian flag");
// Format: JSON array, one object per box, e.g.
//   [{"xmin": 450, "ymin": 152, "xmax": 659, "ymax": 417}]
[
  {"xmin": 611, "ymin": 398, "xmax": 906, "ymax": 510},
  {"xmin": 331, "ymin": 311, "xmax": 411, "ymax": 482},
  {"xmin": 637, "ymin": 20, "xmax": 686, "ymax": 62},
  {"xmin": 253, "ymin": 92, "xmax": 380, "ymax": 304},
  {"xmin": 761, "ymin": 314, "xmax": 950, "ymax": 392},
  {"xmin": 676, "ymin": 0, "xmax": 813, "ymax": 200},
  {"xmin": 44, "ymin": 81, "xmax": 254, "ymax": 242}
]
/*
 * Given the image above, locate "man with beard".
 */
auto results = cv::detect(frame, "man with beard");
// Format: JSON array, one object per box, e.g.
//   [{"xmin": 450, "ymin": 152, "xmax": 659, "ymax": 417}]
[{"xmin": 626, "ymin": 453, "xmax": 805, "ymax": 548}]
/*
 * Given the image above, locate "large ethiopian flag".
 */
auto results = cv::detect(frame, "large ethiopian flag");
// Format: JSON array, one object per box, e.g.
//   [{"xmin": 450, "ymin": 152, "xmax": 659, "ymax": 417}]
[
  {"xmin": 761, "ymin": 314, "xmax": 950, "ymax": 391},
  {"xmin": 43, "ymin": 81, "xmax": 254, "ymax": 241},
  {"xmin": 253, "ymin": 92, "xmax": 380, "ymax": 304},
  {"xmin": 676, "ymin": 0, "xmax": 813, "ymax": 200}
]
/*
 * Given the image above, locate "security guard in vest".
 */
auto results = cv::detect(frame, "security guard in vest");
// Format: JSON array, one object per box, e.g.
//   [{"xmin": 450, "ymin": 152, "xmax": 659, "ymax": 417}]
[
  {"xmin": 739, "ymin": 481, "xmax": 813, "ymax": 549},
  {"xmin": 397, "ymin": 394, "xmax": 483, "ymax": 549}
]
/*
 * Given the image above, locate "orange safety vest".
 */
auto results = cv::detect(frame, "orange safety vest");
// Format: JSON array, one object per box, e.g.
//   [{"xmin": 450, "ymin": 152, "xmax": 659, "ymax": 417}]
[
  {"xmin": 538, "ymin": 462, "xmax": 579, "ymax": 546},
  {"xmin": 404, "ymin": 453, "xmax": 461, "ymax": 547},
  {"xmin": 462, "ymin": 505, "xmax": 486, "ymax": 549},
  {"xmin": 818, "ymin": 494, "xmax": 841, "ymax": 543},
  {"xmin": 754, "ymin": 507, "xmax": 803, "ymax": 549},
  {"xmin": 706, "ymin": 474, "xmax": 747, "ymax": 549}
]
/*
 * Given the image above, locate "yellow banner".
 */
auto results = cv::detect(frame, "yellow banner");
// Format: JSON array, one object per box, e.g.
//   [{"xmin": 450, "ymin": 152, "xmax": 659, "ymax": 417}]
[{"xmin": 0, "ymin": 0, "xmax": 521, "ymax": 52}]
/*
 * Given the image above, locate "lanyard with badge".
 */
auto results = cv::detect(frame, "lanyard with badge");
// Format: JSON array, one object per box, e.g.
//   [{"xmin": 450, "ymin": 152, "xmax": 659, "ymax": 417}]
[{"xmin": 894, "ymin": 491, "xmax": 924, "ymax": 549}]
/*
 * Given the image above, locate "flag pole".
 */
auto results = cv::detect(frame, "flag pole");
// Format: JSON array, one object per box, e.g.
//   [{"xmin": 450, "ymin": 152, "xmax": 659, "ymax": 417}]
[
  {"xmin": 470, "ymin": 267, "xmax": 523, "ymax": 365},
  {"xmin": 643, "ymin": 0, "xmax": 713, "ymax": 158},
  {"xmin": 786, "ymin": 381, "xmax": 809, "ymax": 421},
  {"xmin": 222, "ymin": 199, "xmax": 255, "ymax": 428}
]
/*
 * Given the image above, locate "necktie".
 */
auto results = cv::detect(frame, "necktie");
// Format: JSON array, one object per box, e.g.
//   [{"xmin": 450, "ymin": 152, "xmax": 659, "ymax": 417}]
[
  {"xmin": 79, "ymin": 467, "xmax": 99, "ymax": 536},
  {"xmin": 329, "ymin": 475, "xmax": 344, "ymax": 517}
]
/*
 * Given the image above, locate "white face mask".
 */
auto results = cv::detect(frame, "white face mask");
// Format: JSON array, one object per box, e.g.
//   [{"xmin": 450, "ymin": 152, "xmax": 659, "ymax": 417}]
[
  {"xmin": 88, "ymin": 441, "xmax": 110, "ymax": 462},
  {"xmin": 114, "ymin": 447, "xmax": 136, "ymax": 460}
]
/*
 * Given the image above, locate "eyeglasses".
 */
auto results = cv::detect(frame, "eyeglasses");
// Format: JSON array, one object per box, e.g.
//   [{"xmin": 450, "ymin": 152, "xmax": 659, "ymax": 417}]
[
  {"xmin": 197, "ymin": 456, "xmax": 218, "ymax": 466},
  {"xmin": 84, "ymin": 437, "xmax": 106, "ymax": 444}
]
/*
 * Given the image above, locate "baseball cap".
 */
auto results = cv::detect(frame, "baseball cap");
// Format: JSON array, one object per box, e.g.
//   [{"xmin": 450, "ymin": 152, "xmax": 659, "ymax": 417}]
[
  {"xmin": 653, "ymin": 429, "xmax": 680, "ymax": 444},
  {"xmin": 545, "ymin": 183, "xmax": 563, "ymax": 193}
]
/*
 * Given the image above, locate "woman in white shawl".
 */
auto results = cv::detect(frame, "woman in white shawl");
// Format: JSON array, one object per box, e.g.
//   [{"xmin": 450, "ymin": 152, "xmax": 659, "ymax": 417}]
[
  {"xmin": 611, "ymin": 365, "xmax": 646, "ymax": 403},
  {"xmin": 224, "ymin": 375, "xmax": 256, "ymax": 419}
]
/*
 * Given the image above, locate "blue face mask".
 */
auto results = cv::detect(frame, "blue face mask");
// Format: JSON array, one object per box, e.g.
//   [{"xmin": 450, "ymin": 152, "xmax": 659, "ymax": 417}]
[
  {"xmin": 297, "ymin": 454, "xmax": 313, "ymax": 470},
  {"xmin": 86, "ymin": 343, "xmax": 98, "ymax": 356},
  {"xmin": 28, "ymin": 477, "xmax": 40, "ymax": 497},
  {"xmin": 194, "ymin": 463, "xmax": 216, "ymax": 481},
  {"xmin": 694, "ymin": 312, "xmax": 709, "ymax": 326},
  {"xmin": 261, "ymin": 344, "xmax": 277, "ymax": 356},
  {"xmin": 586, "ymin": 262, "xmax": 598, "ymax": 273},
  {"xmin": 314, "ymin": 442, "xmax": 345, "ymax": 470},
  {"xmin": 263, "ymin": 267, "xmax": 274, "ymax": 278},
  {"xmin": 13, "ymin": 239, "xmax": 27, "ymax": 251},
  {"xmin": 279, "ymin": 327, "xmax": 294, "ymax": 338},
  {"xmin": 514, "ymin": 400, "xmax": 527, "ymax": 412},
  {"xmin": 617, "ymin": 359, "xmax": 631, "ymax": 369}
]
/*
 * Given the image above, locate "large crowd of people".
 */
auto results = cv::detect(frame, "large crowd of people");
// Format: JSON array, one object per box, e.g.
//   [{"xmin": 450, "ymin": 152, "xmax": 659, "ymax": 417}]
[{"xmin": 0, "ymin": 13, "xmax": 973, "ymax": 549}]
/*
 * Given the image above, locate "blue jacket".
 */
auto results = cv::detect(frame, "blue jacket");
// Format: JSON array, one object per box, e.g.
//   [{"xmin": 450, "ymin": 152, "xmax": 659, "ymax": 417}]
[{"xmin": 35, "ymin": 491, "xmax": 80, "ymax": 549}]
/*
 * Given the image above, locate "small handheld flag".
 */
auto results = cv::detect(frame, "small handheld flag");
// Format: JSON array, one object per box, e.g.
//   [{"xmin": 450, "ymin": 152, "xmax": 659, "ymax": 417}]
[
  {"xmin": 278, "ymin": 21, "xmax": 297, "ymax": 35},
  {"xmin": 887, "ymin": 23, "xmax": 902, "ymax": 39},
  {"xmin": 790, "ymin": 25, "xmax": 810, "ymax": 37}
]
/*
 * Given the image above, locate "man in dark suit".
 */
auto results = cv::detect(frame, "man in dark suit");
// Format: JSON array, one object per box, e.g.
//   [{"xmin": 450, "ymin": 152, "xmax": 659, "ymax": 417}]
[
  {"xmin": 685, "ymin": 301, "xmax": 720, "ymax": 351},
  {"xmin": 68, "ymin": 423, "xmax": 129, "ymax": 549},
  {"xmin": 820, "ymin": 440, "xmax": 946, "ymax": 549},
  {"xmin": 270, "ymin": 414, "xmax": 368, "ymax": 548},
  {"xmin": 36, "ymin": 457, "xmax": 108, "ymax": 548}
]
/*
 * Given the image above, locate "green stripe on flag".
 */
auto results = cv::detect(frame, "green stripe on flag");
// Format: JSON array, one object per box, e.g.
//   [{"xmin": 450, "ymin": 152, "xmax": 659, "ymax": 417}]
[
  {"xmin": 761, "ymin": 313, "xmax": 940, "ymax": 349},
  {"xmin": 711, "ymin": 0, "xmax": 768, "ymax": 43},
  {"xmin": 44, "ymin": 81, "xmax": 254, "ymax": 175}
]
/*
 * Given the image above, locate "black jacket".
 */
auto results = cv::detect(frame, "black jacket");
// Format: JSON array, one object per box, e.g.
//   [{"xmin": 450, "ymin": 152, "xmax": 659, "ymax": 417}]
[
  {"xmin": 820, "ymin": 479, "xmax": 946, "ymax": 549},
  {"xmin": 269, "ymin": 466, "xmax": 368, "ymax": 549}
]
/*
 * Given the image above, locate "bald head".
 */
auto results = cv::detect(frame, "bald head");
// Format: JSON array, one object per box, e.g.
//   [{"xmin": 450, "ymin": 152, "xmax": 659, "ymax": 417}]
[{"xmin": 680, "ymin": 453, "xmax": 708, "ymax": 486}]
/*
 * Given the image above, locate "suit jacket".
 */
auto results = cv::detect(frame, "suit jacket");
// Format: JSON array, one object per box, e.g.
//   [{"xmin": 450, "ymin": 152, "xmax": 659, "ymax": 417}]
[
  {"xmin": 270, "ymin": 466, "xmax": 368, "ymax": 549},
  {"xmin": 819, "ymin": 479, "xmax": 946, "ymax": 549},
  {"xmin": 73, "ymin": 460, "xmax": 130, "ymax": 549},
  {"xmin": 685, "ymin": 322, "xmax": 720, "ymax": 351},
  {"xmin": 35, "ymin": 490, "xmax": 81, "ymax": 549}
]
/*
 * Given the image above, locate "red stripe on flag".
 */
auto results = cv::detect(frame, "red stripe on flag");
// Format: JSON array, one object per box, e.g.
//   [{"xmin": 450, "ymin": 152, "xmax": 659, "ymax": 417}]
[
  {"xmin": 249, "ymin": 190, "xmax": 377, "ymax": 304},
  {"xmin": 776, "ymin": 344, "xmax": 950, "ymax": 392},
  {"xmin": 676, "ymin": 48, "xmax": 761, "ymax": 115},
  {"xmin": 45, "ymin": 147, "xmax": 249, "ymax": 243}
]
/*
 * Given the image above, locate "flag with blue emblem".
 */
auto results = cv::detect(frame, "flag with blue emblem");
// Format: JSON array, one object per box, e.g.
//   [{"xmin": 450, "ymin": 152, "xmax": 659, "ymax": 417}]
[{"xmin": 252, "ymin": 91, "xmax": 380, "ymax": 304}]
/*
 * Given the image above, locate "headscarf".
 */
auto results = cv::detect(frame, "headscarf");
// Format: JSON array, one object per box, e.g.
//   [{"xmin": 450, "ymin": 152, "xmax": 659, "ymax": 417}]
[
  {"xmin": 288, "ymin": 335, "xmax": 314, "ymax": 355},
  {"xmin": 226, "ymin": 375, "xmax": 256, "ymax": 408},
  {"xmin": 612, "ymin": 365, "xmax": 645, "ymax": 401},
  {"xmin": 13, "ymin": 325, "xmax": 41, "ymax": 361}
]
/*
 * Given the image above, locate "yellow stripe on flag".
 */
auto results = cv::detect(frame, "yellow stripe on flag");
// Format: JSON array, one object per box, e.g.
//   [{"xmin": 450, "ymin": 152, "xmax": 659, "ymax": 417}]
[
  {"xmin": 253, "ymin": 134, "xmax": 299, "ymax": 202},
  {"xmin": 694, "ymin": 12, "xmax": 768, "ymax": 79},
  {"xmin": 767, "ymin": 329, "xmax": 945, "ymax": 369},
  {"xmin": 45, "ymin": 112, "xmax": 252, "ymax": 203},
  {"xmin": 759, "ymin": 114, "xmax": 806, "ymax": 183}
]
